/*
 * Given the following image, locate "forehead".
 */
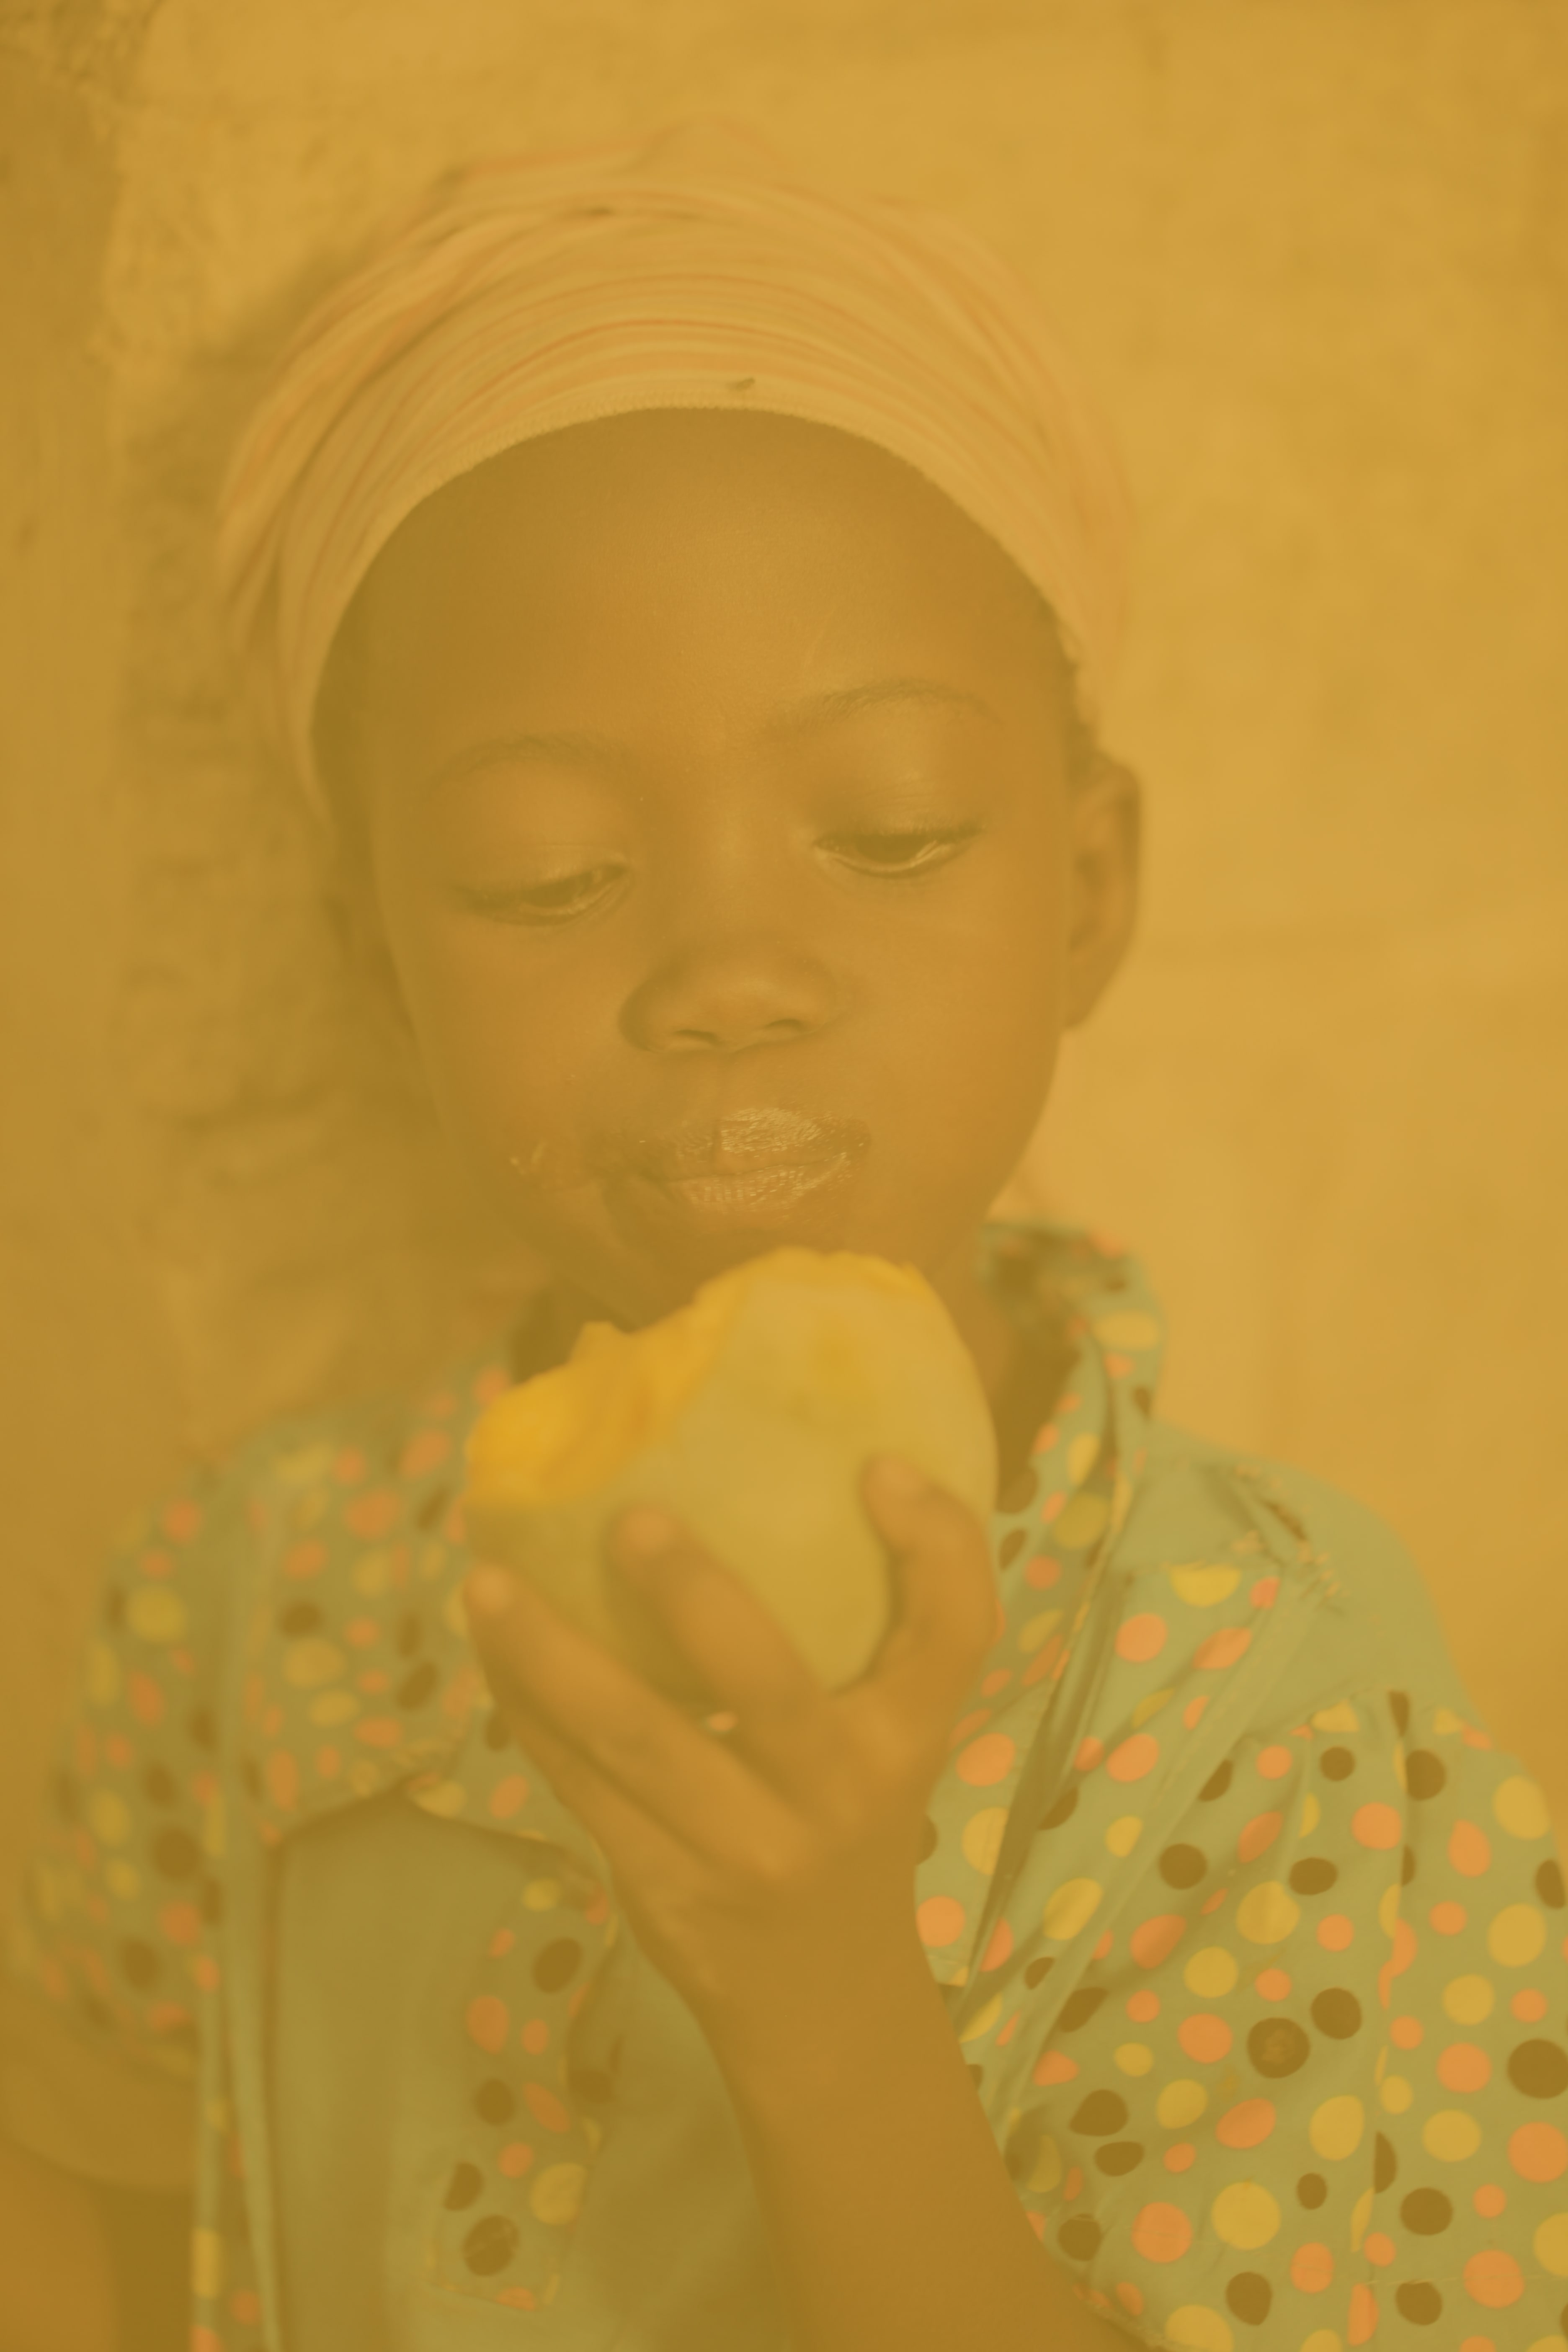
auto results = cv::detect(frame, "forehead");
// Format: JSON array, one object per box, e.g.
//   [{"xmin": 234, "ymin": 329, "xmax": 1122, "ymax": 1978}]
[{"xmin": 358, "ymin": 408, "xmax": 1054, "ymax": 652}]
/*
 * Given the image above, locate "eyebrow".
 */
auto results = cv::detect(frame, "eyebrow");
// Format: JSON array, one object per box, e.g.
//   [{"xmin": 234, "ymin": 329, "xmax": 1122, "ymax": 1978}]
[{"xmin": 418, "ymin": 677, "xmax": 999, "ymax": 796}]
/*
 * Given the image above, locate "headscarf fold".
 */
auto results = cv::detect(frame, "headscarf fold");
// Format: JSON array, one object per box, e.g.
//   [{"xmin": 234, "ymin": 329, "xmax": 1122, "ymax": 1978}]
[{"xmin": 213, "ymin": 116, "xmax": 1133, "ymax": 831}]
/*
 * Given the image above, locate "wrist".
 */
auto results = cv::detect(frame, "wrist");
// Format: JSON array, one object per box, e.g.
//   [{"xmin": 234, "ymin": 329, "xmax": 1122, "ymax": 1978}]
[{"xmin": 702, "ymin": 1930, "xmax": 944, "ymax": 2121}]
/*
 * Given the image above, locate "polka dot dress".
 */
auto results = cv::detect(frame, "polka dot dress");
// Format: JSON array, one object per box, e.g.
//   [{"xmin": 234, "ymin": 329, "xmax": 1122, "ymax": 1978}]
[{"xmin": 5, "ymin": 1219, "xmax": 1567, "ymax": 2350}]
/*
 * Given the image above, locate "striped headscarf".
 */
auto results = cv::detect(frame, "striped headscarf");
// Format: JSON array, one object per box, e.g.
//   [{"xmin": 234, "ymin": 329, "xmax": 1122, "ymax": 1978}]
[{"xmin": 214, "ymin": 116, "xmax": 1134, "ymax": 833}]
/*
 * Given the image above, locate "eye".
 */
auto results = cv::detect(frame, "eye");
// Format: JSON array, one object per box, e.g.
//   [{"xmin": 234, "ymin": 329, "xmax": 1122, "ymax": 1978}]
[
  {"xmin": 460, "ymin": 863, "xmax": 624, "ymax": 924},
  {"xmin": 823, "ymin": 823, "xmax": 981, "ymax": 875}
]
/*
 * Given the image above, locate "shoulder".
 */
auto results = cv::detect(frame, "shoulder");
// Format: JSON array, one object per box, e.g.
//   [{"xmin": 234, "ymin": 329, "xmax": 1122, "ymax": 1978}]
[{"xmin": 1120, "ymin": 1417, "xmax": 1470, "ymax": 1716}]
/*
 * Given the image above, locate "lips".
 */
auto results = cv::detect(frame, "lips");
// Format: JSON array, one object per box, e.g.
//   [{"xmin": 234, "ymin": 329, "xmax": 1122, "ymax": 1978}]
[
  {"xmin": 609, "ymin": 1104, "xmax": 872, "ymax": 1243},
  {"xmin": 627, "ymin": 1105, "xmax": 869, "ymax": 1184}
]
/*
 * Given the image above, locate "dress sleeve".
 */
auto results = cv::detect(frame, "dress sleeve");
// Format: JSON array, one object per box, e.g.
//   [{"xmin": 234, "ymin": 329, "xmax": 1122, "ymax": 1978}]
[
  {"xmin": 0, "ymin": 1449, "xmax": 252, "ymax": 2192},
  {"xmin": 997, "ymin": 1689, "xmax": 1568, "ymax": 2349}
]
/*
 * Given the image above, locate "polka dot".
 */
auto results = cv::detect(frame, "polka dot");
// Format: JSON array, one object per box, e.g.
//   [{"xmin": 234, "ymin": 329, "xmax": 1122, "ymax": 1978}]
[
  {"xmin": 1256, "ymin": 1745, "xmax": 1293, "ymax": 1780},
  {"xmin": 1316, "ymin": 1914, "xmax": 1354, "ymax": 1952},
  {"xmin": 1132, "ymin": 2202, "xmax": 1193, "ymax": 2262},
  {"xmin": 1130, "ymin": 1913, "xmax": 1186, "ymax": 1968},
  {"xmin": 1165, "ymin": 2308, "xmax": 1233, "ymax": 2351},
  {"xmin": 1488, "ymin": 1904, "xmax": 1547, "ymax": 1968},
  {"xmin": 1473, "ymin": 2183, "xmax": 1506, "ymax": 2217},
  {"xmin": 1248, "ymin": 2017, "xmax": 1310, "ymax": 2077},
  {"xmin": 1157, "ymin": 2080, "xmax": 1209, "ymax": 2130},
  {"xmin": 961, "ymin": 1805, "xmax": 1009, "ymax": 1875},
  {"xmin": 1344, "ymin": 1804, "xmax": 1405, "ymax": 1860},
  {"xmin": 1108, "ymin": 1734, "xmax": 1160, "ymax": 1784},
  {"xmin": 1216, "ymin": 2099, "xmax": 1276, "ymax": 2149},
  {"xmin": 1236, "ymin": 1883, "xmax": 1299, "ymax": 1945},
  {"xmin": 959, "ymin": 1731, "xmax": 1020, "ymax": 1778},
  {"xmin": 1127, "ymin": 1989, "xmax": 1161, "ymax": 2022},
  {"xmin": 1195, "ymin": 1626, "xmax": 1251, "ymax": 1671},
  {"xmin": 1444, "ymin": 1975, "xmax": 1496, "ymax": 2024},
  {"xmin": 1533, "ymin": 2212, "xmax": 1568, "ymax": 2275},
  {"xmin": 1169, "ymin": 1567, "xmax": 1240, "ymax": 1608},
  {"xmin": 1438, "ymin": 2041, "xmax": 1492, "ymax": 2092},
  {"xmin": 1430, "ymin": 1900, "xmax": 1467, "ymax": 1934},
  {"xmin": 1320, "ymin": 1747, "xmax": 1356, "ymax": 1781},
  {"xmin": 1165, "ymin": 2142, "xmax": 1197, "ymax": 2172},
  {"xmin": 1212, "ymin": 2182, "xmax": 1280, "ymax": 2250},
  {"xmin": 1254, "ymin": 1967, "xmax": 1292, "ymax": 2000},
  {"xmin": 1238, "ymin": 1812, "xmax": 1283, "ymax": 1863},
  {"xmin": 1114, "ymin": 2042, "xmax": 1155, "ymax": 2076},
  {"xmin": 1347, "ymin": 2283, "xmax": 1378, "ymax": 2344},
  {"xmin": 1514, "ymin": 1988, "xmax": 1550, "ymax": 2022},
  {"xmin": 1450, "ymin": 1821, "xmax": 1493, "ymax": 1876},
  {"xmin": 263, "ymin": 1751, "xmax": 299, "ymax": 1811},
  {"xmin": 1117, "ymin": 1613, "xmax": 1168, "ymax": 1662},
  {"xmin": 1463, "ymin": 2251, "xmax": 1524, "ymax": 2309},
  {"xmin": 1180, "ymin": 2013, "xmax": 1233, "ymax": 2063},
  {"xmin": 498, "ymin": 2141, "xmax": 535, "ymax": 2178},
  {"xmin": 1019, "ymin": 1609, "xmax": 1063, "ymax": 1655},
  {"xmin": 1305, "ymin": 1990, "xmax": 1357, "ymax": 2043},
  {"xmin": 1510, "ymin": 2040, "xmax": 1568, "ymax": 2098},
  {"xmin": 980, "ymin": 1918, "xmax": 1014, "ymax": 1973},
  {"xmin": 1105, "ymin": 1814, "xmax": 1144, "ymax": 1858},
  {"xmin": 1042, "ymin": 1878, "xmax": 1103, "ymax": 1940},
  {"xmin": 1495, "ymin": 1777, "xmax": 1552, "ymax": 1841},
  {"xmin": 1379, "ymin": 2074, "xmax": 1414, "ymax": 2113},
  {"xmin": 1309, "ymin": 2097, "xmax": 1364, "ymax": 2161},
  {"xmin": 126, "ymin": 1587, "xmax": 187, "ymax": 1644},
  {"xmin": 489, "ymin": 1774, "xmax": 529, "ymax": 1821},
  {"xmin": 1033, "ymin": 2050, "xmax": 1079, "ymax": 2086},
  {"xmin": 466, "ymin": 1996, "xmax": 509, "ymax": 2054},
  {"xmin": 529, "ymin": 2162, "xmax": 587, "ymax": 2227},
  {"xmin": 918, "ymin": 1896, "xmax": 966, "ymax": 1948},
  {"xmin": 1184, "ymin": 1946, "xmax": 1238, "ymax": 1999},
  {"xmin": 354, "ymin": 1717, "xmax": 403, "ymax": 1749},
  {"xmin": 523, "ymin": 2081, "xmax": 571, "ymax": 2133},
  {"xmin": 1291, "ymin": 2243, "xmax": 1335, "ymax": 2293},
  {"xmin": 1425, "ymin": 2110, "xmax": 1483, "ymax": 2162},
  {"xmin": 1363, "ymin": 2232, "xmax": 1395, "ymax": 2267},
  {"xmin": 1391, "ymin": 2014, "xmax": 1424, "ymax": 2048},
  {"xmin": 87, "ymin": 1790, "xmax": 133, "ymax": 1847},
  {"xmin": 1511, "ymin": 2125, "xmax": 1568, "ymax": 2183}
]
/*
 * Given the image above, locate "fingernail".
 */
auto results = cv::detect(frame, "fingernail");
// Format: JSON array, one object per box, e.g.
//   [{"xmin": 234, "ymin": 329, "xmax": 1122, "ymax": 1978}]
[
  {"xmin": 465, "ymin": 1565, "xmax": 517, "ymax": 1619},
  {"xmin": 618, "ymin": 1504, "xmax": 678, "ymax": 1560},
  {"xmin": 869, "ymin": 1453, "xmax": 930, "ymax": 1500}
]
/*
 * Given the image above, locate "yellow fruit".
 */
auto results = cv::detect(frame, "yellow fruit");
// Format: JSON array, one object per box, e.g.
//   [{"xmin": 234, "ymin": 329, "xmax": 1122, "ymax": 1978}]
[{"xmin": 463, "ymin": 1246, "xmax": 998, "ymax": 1707}]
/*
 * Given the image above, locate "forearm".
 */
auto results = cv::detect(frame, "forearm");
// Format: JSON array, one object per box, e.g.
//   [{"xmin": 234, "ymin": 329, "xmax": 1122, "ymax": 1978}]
[
  {"xmin": 708, "ymin": 1946, "xmax": 1132, "ymax": 2352},
  {"xmin": 0, "ymin": 2136, "xmax": 118, "ymax": 2352}
]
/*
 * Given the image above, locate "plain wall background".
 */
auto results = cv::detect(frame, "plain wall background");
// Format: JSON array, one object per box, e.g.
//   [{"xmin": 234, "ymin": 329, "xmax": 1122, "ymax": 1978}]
[{"xmin": 2, "ymin": 0, "xmax": 1565, "ymax": 1899}]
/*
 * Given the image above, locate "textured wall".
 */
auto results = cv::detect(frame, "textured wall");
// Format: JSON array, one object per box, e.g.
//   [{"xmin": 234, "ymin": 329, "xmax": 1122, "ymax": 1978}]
[{"xmin": 2, "ymin": 0, "xmax": 1565, "ymax": 1893}]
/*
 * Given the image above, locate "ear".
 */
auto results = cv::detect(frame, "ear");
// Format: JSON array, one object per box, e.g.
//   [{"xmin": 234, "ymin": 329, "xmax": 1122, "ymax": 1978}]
[{"xmin": 1062, "ymin": 754, "xmax": 1142, "ymax": 1028}]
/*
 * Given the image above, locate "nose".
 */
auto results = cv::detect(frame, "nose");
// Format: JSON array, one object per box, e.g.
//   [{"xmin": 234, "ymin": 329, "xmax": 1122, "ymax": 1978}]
[{"xmin": 620, "ymin": 931, "xmax": 848, "ymax": 1057}]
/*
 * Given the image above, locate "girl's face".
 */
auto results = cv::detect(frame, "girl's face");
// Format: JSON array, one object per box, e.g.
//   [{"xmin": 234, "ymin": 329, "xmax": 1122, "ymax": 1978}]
[{"xmin": 330, "ymin": 409, "xmax": 1137, "ymax": 1364}]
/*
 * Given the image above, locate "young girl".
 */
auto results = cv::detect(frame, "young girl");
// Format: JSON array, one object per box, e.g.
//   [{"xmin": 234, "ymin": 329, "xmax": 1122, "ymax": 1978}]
[{"xmin": 3, "ymin": 116, "xmax": 1565, "ymax": 2352}]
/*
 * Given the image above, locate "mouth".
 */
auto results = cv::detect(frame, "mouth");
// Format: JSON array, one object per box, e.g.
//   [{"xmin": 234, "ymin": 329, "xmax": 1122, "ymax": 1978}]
[
  {"xmin": 628, "ymin": 1105, "xmax": 867, "ymax": 1183},
  {"xmin": 642, "ymin": 1154, "xmax": 855, "ymax": 1225},
  {"xmin": 616, "ymin": 1106, "xmax": 870, "ymax": 1236}
]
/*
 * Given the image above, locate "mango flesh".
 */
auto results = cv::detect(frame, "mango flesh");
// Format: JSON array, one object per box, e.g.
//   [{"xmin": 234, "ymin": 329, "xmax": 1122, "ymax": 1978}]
[{"xmin": 463, "ymin": 1247, "xmax": 999, "ymax": 1711}]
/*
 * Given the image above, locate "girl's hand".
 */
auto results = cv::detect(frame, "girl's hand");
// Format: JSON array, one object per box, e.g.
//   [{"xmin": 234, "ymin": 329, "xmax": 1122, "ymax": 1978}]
[{"xmin": 461, "ymin": 1455, "xmax": 1002, "ymax": 2060}]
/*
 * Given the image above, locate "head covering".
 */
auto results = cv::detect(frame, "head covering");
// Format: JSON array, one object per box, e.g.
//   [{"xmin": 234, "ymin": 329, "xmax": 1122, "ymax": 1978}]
[{"xmin": 214, "ymin": 116, "xmax": 1134, "ymax": 835}]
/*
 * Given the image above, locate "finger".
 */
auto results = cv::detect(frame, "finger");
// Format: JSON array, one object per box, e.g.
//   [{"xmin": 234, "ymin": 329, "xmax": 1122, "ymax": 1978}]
[
  {"xmin": 462, "ymin": 1562, "xmax": 805, "ymax": 1878},
  {"xmin": 845, "ymin": 1456, "xmax": 1001, "ymax": 1755},
  {"xmin": 499, "ymin": 1679, "xmax": 699, "ymax": 1887},
  {"xmin": 607, "ymin": 1505, "xmax": 860, "ymax": 1813}
]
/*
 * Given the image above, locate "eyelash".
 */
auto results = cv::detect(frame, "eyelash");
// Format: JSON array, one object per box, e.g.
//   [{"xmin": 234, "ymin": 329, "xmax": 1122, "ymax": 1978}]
[{"xmin": 464, "ymin": 825, "xmax": 981, "ymax": 924}]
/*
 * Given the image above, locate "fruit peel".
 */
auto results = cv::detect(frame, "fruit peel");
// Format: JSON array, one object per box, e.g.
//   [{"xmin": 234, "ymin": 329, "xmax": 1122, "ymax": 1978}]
[{"xmin": 463, "ymin": 1246, "xmax": 999, "ymax": 1708}]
